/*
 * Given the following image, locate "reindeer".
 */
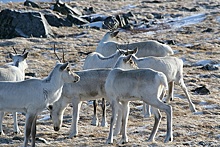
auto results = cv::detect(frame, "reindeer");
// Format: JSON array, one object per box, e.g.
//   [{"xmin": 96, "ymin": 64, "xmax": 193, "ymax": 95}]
[
  {"xmin": 95, "ymin": 30, "xmax": 173, "ymax": 57},
  {"xmin": 122, "ymin": 49, "xmax": 196, "ymax": 117},
  {"xmin": 0, "ymin": 48, "xmax": 28, "ymax": 135},
  {"xmin": 48, "ymin": 68, "xmax": 111, "ymax": 138},
  {"xmin": 0, "ymin": 49, "xmax": 80, "ymax": 147},
  {"xmin": 105, "ymin": 54, "xmax": 172, "ymax": 144},
  {"xmin": 78, "ymin": 48, "xmax": 136, "ymax": 126}
]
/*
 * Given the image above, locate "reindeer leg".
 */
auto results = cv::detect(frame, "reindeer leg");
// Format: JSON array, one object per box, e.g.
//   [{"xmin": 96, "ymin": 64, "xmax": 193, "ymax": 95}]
[
  {"xmin": 143, "ymin": 103, "xmax": 151, "ymax": 118},
  {"xmin": 23, "ymin": 113, "xmax": 37, "ymax": 147},
  {"xmin": 91, "ymin": 100, "xmax": 98, "ymax": 126},
  {"xmin": 0, "ymin": 111, "xmax": 5, "ymax": 135},
  {"xmin": 119, "ymin": 101, "xmax": 130, "ymax": 144},
  {"xmin": 147, "ymin": 107, "xmax": 161, "ymax": 142},
  {"xmin": 113, "ymin": 105, "xmax": 122, "ymax": 136},
  {"xmin": 106, "ymin": 100, "xmax": 118, "ymax": 144},
  {"xmin": 13, "ymin": 112, "xmax": 21, "ymax": 134},
  {"xmin": 179, "ymin": 79, "xmax": 196, "ymax": 112},
  {"xmin": 163, "ymin": 82, "xmax": 174, "ymax": 103},
  {"xmin": 69, "ymin": 100, "xmax": 82, "ymax": 138},
  {"xmin": 31, "ymin": 115, "xmax": 37, "ymax": 147},
  {"xmin": 101, "ymin": 98, "xmax": 108, "ymax": 127},
  {"xmin": 145, "ymin": 98, "xmax": 173, "ymax": 143}
]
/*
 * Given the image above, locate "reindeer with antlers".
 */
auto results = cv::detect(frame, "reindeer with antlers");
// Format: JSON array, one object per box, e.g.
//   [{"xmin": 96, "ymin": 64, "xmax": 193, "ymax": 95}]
[
  {"xmin": 0, "ymin": 47, "xmax": 80, "ymax": 147},
  {"xmin": 96, "ymin": 21, "xmax": 174, "ymax": 57},
  {"xmin": 0, "ymin": 48, "xmax": 28, "ymax": 135}
]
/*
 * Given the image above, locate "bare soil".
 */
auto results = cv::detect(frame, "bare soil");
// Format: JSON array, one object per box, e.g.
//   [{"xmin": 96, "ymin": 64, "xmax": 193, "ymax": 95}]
[{"xmin": 0, "ymin": 0, "xmax": 219, "ymax": 146}]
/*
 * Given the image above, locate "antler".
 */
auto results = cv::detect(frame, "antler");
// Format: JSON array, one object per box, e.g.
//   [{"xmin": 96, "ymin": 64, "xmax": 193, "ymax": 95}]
[
  {"xmin": 53, "ymin": 44, "xmax": 62, "ymax": 62},
  {"xmin": 22, "ymin": 48, "xmax": 26, "ymax": 54},
  {"xmin": 12, "ymin": 46, "xmax": 17, "ymax": 54},
  {"xmin": 53, "ymin": 44, "xmax": 66, "ymax": 63},
  {"xmin": 61, "ymin": 47, "xmax": 65, "ymax": 63}
]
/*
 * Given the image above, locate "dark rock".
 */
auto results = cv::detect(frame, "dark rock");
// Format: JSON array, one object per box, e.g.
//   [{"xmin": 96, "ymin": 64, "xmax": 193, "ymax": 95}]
[
  {"xmin": 43, "ymin": 10, "xmax": 72, "ymax": 27},
  {"xmin": 0, "ymin": 9, "xmax": 53, "ymax": 39},
  {"xmin": 166, "ymin": 40, "xmax": 176, "ymax": 45},
  {"xmin": 103, "ymin": 16, "xmax": 119, "ymax": 30},
  {"xmin": 170, "ymin": 14, "xmax": 183, "ymax": 18},
  {"xmin": 202, "ymin": 28, "xmax": 214, "ymax": 33},
  {"xmin": 191, "ymin": 85, "xmax": 210, "ymax": 95},
  {"xmin": 103, "ymin": 12, "xmax": 135, "ymax": 30},
  {"xmin": 53, "ymin": 1, "xmax": 82, "ymax": 16},
  {"xmin": 142, "ymin": 0, "xmax": 162, "ymax": 3},
  {"xmin": 199, "ymin": 64, "xmax": 219, "ymax": 71},
  {"xmin": 116, "ymin": 14, "xmax": 129, "ymax": 28},
  {"xmin": 24, "ymin": 0, "xmax": 40, "ymax": 8},
  {"xmin": 12, "ymin": 136, "xmax": 23, "ymax": 141},
  {"xmin": 67, "ymin": 14, "xmax": 89, "ymax": 25},
  {"xmin": 82, "ymin": 14, "xmax": 106, "ymax": 23},
  {"xmin": 83, "ymin": 7, "xmax": 95, "ymax": 15},
  {"xmin": 177, "ymin": 6, "xmax": 200, "ymax": 12},
  {"xmin": 25, "ymin": 72, "xmax": 36, "ymax": 77},
  {"xmin": 151, "ymin": 12, "xmax": 164, "ymax": 19}
]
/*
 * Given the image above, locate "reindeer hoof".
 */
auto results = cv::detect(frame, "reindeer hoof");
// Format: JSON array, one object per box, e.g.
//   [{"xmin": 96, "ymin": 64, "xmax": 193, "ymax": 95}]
[
  {"xmin": 106, "ymin": 139, "xmax": 113, "ymax": 144},
  {"xmin": 69, "ymin": 133, "xmax": 78, "ymax": 138},
  {"xmin": 101, "ymin": 121, "xmax": 108, "ymax": 127},
  {"xmin": 190, "ymin": 105, "xmax": 197, "ymax": 113},
  {"xmin": 119, "ymin": 138, "xmax": 128, "ymax": 144},
  {"xmin": 164, "ymin": 136, "xmax": 173, "ymax": 143}
]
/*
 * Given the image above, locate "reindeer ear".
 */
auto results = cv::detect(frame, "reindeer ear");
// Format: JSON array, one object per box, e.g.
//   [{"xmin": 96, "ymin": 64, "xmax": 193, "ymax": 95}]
[
  {"xmin": 111, "ymin": 30, "xmax": 119, "ymax": 37},
  {"xmin": 133, "ymin": 47, "xmax": 138, "ymax": 54},
  {"xmin": 23, "ymin": 52, "xmax": 28, "ymax": 59},
  {"xmin": 59, "ymin": 62, "xmax": 68, "ymax": 71}
]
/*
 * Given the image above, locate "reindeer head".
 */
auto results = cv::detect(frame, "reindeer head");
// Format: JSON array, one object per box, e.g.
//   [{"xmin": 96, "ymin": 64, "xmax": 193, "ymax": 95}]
[
  {"xmin": 114, "ymin": 53, "xmax": 138, "ymax": 70},
  {"xmin": 53, "ymin": 44, "xmax": 80, "ymax": 84},
  {"xmin": 117, "ymin": 45, "xmax": 138, "ymax": 56},
  {"xmin": 9, "ymin": 47, "xmax": 28, "ymax": 70}
]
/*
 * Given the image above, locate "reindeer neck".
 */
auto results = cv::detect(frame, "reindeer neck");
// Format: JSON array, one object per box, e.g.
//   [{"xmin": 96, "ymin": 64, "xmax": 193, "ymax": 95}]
[
  {"xmin": 17, "ymin": 61, "xmax": 27, "ymax": 72},
  {"xmin": 43, "ymin": 69, "xmax": 64, "ymax": 90}
]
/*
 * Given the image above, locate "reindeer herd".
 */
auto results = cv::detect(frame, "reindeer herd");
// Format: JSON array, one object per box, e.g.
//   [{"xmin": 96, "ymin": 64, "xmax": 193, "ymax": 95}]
[{"xmin": 0, "ymin": 29, "xmax": 197, "ymax": 146}]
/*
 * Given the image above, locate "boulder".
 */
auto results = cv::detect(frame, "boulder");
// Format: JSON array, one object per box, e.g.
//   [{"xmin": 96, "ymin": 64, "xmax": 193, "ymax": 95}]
[
  {"xmin": 67, "ymin": 14, "xmax": 89, "ymax": 25},
  {"xmin": 0, "ymin": 9, "xmax": 53, "ymax": 39},
  {"xmin": 43, "ymin": 10, "xmax": 72, "ymax": 27},
  {"xmin": 24, "ymin": 0, "xmax": 40, "ymax": 8},
  {"xmin": 53, "ymin": 0, "xmax": 82, "ymax": 16},
  {"xmin": 191, "ymin": 85, "xmax": 211, "ymax": 95}
]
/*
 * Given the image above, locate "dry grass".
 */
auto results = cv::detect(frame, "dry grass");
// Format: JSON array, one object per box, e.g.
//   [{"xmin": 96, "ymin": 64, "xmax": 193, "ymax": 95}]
[{"xmin": 0, "ymin": 0, "xmax": 219, "ymax": 146}]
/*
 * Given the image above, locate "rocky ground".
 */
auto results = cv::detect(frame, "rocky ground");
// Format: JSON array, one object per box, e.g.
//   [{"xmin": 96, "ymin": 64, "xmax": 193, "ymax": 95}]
[{"xmin": 0, "ymin": 0, "xmax": 220, "ymax": 146}]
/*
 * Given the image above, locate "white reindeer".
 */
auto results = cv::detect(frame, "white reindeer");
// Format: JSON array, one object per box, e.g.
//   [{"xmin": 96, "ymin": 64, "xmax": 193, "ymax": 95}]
[
  {"xmin": 78, "ymin": 49, "xmax": 135, "ymax": 126},
  {"xmin": 124, "ymin": 49, "xmax": 196, "ymax": 116},
  {"xmin": 81, "ymin": 49, "xmax": 135, "ymax": 70},
  {"xmin": 48, "ymin": 68, "xmax": 111, "ymax": 138},
  {"xmin": 0, "ymin": 61, "xmax": 80, "ymax": 147},
  {"xmin": 105, "ymin": 54, "xmax": 173, "ymax": 144},
  {"xmin": 0, "ymin": 49, "xmax": 28, "ymax": 135},
  {"xmin": 96, "ymin": 30, "xmax": 174, "ymax": 57}
]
